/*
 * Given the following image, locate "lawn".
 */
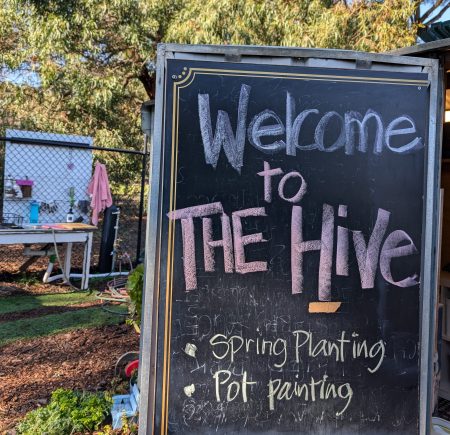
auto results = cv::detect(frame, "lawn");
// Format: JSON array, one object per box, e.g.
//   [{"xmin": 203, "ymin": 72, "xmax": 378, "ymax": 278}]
[
  {"xmin": 0, "ymin": 291, "xmax": 128, "ymax": 346},
  {"xmin": 0, "ymin": 305, "xmax": 127, "ymax": 346},
  {"xmin": 0, "ymin": 291, "xmax": 97, "ymax": 315}
]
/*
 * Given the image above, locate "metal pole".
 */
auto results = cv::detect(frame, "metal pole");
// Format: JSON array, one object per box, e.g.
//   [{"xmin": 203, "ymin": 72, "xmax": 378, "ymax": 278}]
[
  {"xmin": 135, "ymin": 134, "xmax": 148, "ymax": 264},
  {"xmin": 0, "ymin": 136, "xmax": 148, "ymax": 155}
]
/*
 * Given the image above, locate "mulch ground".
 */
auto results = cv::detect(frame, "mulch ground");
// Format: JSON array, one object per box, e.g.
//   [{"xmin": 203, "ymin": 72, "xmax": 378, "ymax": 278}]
[
  {"xmin": 0, "ymin": 323, "xmax": 139, "ymax": 432},
  {"xmin": 0, "ymin": 278, "xmax": 56, "ymax": 296}
]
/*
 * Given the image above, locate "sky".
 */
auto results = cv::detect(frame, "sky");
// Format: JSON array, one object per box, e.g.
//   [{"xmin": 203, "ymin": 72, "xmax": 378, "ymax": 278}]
[
  {"xmin": 421, "ymin": 2, "xmax": 450, "ymax": 24},
  {"xmin": 442, "ymin": 9, "xmax": 450, "ymax": 21}
]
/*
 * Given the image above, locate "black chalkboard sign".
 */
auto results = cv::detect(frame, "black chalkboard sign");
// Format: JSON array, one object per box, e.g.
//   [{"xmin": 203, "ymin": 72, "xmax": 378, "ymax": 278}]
[{"xmin": 141, "ymin": 45, "xmax": 440, "ymax": 435}]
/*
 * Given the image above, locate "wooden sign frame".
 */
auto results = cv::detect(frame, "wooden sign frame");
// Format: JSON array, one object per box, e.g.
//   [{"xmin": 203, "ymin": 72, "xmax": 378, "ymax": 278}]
[{"xmin": 139, "ymin": 44, "xmax": 441, "ymax": 435}]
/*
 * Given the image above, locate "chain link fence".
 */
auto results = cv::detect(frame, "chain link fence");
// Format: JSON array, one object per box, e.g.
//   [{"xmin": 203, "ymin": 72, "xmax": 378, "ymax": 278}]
[{"xmin": 0, "ymin": 129, "xmax": 148, "ymax": 279}]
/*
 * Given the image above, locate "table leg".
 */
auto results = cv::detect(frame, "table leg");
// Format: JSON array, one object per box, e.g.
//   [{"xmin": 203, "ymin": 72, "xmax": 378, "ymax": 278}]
[
  {"xmin": 43, "ymin": 259, "xmax": 54, "ymax": 283},
  {"xmin": 82, "ymin": 233, "xmax": 93, "ymax": 290},
  {"xmin": 64, "ymin": 242, "xmax": 73, "ymax": 283}
]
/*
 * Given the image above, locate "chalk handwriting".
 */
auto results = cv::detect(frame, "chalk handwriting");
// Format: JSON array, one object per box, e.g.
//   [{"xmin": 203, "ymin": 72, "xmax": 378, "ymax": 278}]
[
  {"xmin": 167, "ymin": 202, "xmax": 267, "ymax": 291},
  {"xmin": 267, "ymin": 374, "xmax": 353, "ymax": 416},
  {"xmin": 207, "ymin": 328, "xmax": 386, "ymax": 417},
  {"xmin": 213, "ymin": 370, "xmax": 256, "ymax": 403},
  {"xmin": 198, "ymin": 84, "xmax": 251, "ymax": 173},
  {"xmin": 198, "ymin": 85, "xmax": 423, "ymax": 172},
  {"xmin": 168, "ymin": 167, "xmax": 420, "ymax": 295},
  {"xmin": 209, "ymin": 330, "xmax": 385, "ymax": 373}
]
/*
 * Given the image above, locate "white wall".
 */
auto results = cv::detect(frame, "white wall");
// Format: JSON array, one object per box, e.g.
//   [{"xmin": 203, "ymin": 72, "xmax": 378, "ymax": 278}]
[{"xmin": 3, "ymin": 130, "xmax": 93, "ymax": 224}]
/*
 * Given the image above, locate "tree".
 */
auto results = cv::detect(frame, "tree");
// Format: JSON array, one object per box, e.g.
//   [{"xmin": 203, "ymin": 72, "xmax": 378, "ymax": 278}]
[
  {"xmin": 416, "ymin": 0, "xmax": 450, "ymax": 27},
  {"xmin": 167, "ymin": 0, "xmax": 417, "ymax": 52},
  {"xmin": 0, "ymin": 0, "xmax": 436, "ymax": 185},
  {"xmin": 0, "ymin": 0, "xmax": 175, "ymax": 185}
]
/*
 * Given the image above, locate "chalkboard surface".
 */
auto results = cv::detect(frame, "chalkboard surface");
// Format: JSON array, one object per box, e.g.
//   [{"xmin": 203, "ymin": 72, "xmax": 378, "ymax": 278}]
[{"xmin": 152, "ymin": 57, "xmax": 432, "ymax": 434}]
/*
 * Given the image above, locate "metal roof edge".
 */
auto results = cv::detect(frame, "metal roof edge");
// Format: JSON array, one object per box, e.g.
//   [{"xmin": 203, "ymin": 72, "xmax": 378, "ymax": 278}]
[
  {"xmin": 389, "ymin": 38, "xmax": 450, "ymax": 56},
  {"xmin": 159, "ymin": 43, "xmax": 436, "ymax": 67}
]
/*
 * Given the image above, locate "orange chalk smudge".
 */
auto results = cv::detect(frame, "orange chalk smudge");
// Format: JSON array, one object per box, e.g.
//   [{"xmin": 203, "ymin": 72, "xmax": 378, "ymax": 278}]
[{"xmin": 308, "ymin": 301, "xmax": 342, "ymax": 313}]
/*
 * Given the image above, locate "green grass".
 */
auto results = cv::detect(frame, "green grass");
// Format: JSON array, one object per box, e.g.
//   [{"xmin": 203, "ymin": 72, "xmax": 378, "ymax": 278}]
[
  {"xmin": 16, "ymin": 273, "xmax": 41, "ymax": 286},
  {"xmin": 0, "ymin": 306, "xmax": 127, "ymax": 346},
  {"xmin": 0, "ymin": 292, "xmax": 97, "ymax": 315}
]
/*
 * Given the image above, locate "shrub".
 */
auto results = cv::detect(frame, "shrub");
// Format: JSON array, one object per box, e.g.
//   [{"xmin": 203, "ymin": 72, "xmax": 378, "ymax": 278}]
[
  {"xmin": 16, "ymin": 388, "xmax": 112, "ymax": 434},
  {"xmin": 127, "ymin": 264, "xmax": 144, "ymax": 324}
]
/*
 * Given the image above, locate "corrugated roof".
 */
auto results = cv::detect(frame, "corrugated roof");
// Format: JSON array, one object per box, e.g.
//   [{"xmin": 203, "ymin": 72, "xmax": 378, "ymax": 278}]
[
  {"xmin": 419, "ymin": 20, "xmax": 450, "ymax": 42},
  {"xmin": 390, "ymin": 37, "xmax": 450, "ymax": 56},
  {"xmin": 390, "ymin": 21, "xmax": 450, "ymax": 56}
]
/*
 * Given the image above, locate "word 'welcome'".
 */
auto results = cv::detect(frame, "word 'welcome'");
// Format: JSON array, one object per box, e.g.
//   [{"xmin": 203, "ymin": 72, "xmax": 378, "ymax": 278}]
[{"xmin": 198, "ymin": 84, "xmax": 423, "ymax": 172}]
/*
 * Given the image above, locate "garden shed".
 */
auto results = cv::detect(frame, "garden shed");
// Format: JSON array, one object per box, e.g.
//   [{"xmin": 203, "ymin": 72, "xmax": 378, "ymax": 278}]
[{"xmin": 394, "ymin": 37, "xmax": 450, "ymax": 415}]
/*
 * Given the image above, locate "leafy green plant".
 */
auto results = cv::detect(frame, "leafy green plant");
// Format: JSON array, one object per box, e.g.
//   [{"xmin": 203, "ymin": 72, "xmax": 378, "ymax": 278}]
[
  {"xmin": 97, "ymin": 418, "xmax": 138, "ymax": 435},
  {"xmin": 16, "ymin": 388, "xmax": 112, "ymax": 434},
  {"xmin": 17, "ymin": 272, "xmax": 40, "ymax": 286},
  {"xmin": 126, "ymin": 263, "xmax": 144, "ymax": 324},
  {"xmin": 68, "ymin": 186, "xmax": 75, "ymax": 208}
]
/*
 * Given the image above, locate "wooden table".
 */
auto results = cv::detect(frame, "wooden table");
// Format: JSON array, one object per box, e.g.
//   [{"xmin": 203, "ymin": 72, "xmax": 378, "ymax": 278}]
[{"xmin": 0, "ymin": 223, "xmax": 96, "ymax": 289}]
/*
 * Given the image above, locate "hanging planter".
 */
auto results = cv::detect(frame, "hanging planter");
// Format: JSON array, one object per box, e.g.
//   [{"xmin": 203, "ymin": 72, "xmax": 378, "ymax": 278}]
[{"xmin": 16, "ymin": 178, "xmax": 34, "ymax": 198}]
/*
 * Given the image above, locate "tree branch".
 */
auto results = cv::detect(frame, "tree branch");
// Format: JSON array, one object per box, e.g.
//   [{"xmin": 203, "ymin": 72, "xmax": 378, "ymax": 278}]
[
  {"xmin": 419, "ymin": 0, "xmax": 445, "ymax": 24},
  {"xmin": 424, "ymin": 3, "xmax": 450, "ymax": 25},
  {"xmin": 137, "ymin": 64, "xmax": 155, "ymax": 99},
  {"xmin": 413, "ymin": 4, "xmax": 421, "ymax": 24}
]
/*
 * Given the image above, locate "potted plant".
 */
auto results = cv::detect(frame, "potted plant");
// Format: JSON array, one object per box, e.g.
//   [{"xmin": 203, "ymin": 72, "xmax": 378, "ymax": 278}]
[{"xmin": 67, "ymin": 187, "xmax": 75, "ymax": 222}]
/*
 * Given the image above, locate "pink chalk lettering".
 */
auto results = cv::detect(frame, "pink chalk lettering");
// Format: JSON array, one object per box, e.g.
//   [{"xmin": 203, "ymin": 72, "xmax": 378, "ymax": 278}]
[
  {"xmin": 318, "ymin": 204, "xmax": 334, "ymax": 301},
  {"xmin": 336, "ymin": 205, "xmax": 349, "ymax": 276},
  {"xmin": 232, "ymin": 207, "xmax": 268, "ymax": 274},
  {"xmin": 336, "ymin": 226, "xmax": 349, "ymax": 276},
  {"xmin": 257, "ymin": 161, "xmax": 283, "ymax": 203},
  {"xmin": 338, "ymin": 205, "xmax": 347, "ymax": 217},
  {"xmin": 380, "ymin": 230, "xmax": 419, "ymax": 287},
  {"xmin": 167, "ymin": 202, "xmax": 224, "ymax": 291},
  {"xmin": 352, "ymin": 208, "xmax": 390, "ymax": 289},
  {"xmin": 291, "ymin": 205, "xmax": 321, "ymax": 294},
  {"xmin": 278, "ymin": 171, "xmax": 307, "ymax": 204},
  {"xmin": 202, "ymin": 215, "xmax": 234, "ymax": 273},
  {"xmin": 181, "ymin": 218, "xmax": 197, "ymax": 291},
  {"xmin": 167, "ymin": 202, "xmax": 223, "ymax": 220}
]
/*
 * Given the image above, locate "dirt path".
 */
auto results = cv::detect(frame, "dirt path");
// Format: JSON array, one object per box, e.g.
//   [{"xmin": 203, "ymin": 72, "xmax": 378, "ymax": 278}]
[{"xmin": 0, "ymin": 323, "xmax": 139, "ymax": 432}]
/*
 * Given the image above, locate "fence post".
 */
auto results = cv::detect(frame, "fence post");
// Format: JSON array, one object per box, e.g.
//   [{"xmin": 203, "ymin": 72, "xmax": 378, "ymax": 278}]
[
  {"xmin": 135, "ymin": 136, "xmax": 148, "ymax": 264},
  {"xmin": 136, "ymin": 100, "xmax": 154, "ymax": 264}
]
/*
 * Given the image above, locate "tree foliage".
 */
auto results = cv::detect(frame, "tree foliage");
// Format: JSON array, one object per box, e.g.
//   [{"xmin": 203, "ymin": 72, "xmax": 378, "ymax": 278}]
[
  {"xmin": 168, "ymin": 0, "xmax": 418, "ymax": 52},
  {"xmin": 0, "ymin": 0, "xmax": 436, "ymax": 183}
]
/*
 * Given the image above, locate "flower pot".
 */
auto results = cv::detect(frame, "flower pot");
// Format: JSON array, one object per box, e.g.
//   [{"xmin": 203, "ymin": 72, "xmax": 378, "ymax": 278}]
[{"xmin": 16, "ymin": 179, "xmax": 33, "ymax": 198}]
